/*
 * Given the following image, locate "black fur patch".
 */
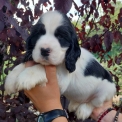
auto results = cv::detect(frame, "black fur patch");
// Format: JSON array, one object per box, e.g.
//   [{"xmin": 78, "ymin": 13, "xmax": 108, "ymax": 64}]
[
  {"xmin": 23, "ymin": 23, "xmax": 46, "ymax": 62},
  {"xmin": 84, "ymin": 59, "xmax": 113, "ymax": 82},
  {"xmin": 54, "ymin": 13, "xmax": 81, "ymax": 73},
  {"xmin": 55, "ymin": 25, "xmax": 71, "ymax": 47},
  {"xmin": 26, "ymin": 23, "xmax": 46, "ymax": 50}
]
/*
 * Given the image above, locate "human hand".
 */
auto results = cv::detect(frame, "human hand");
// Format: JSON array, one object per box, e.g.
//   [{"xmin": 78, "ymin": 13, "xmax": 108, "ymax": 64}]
[
  {"xmin": 91, "ymin": 100, "xmax": 113, "ymax": 119},
  {"xmin": 90, "ymin": 100, "xmax": 117, "ymax": 121},
  {"xmin": 24, "ymin": 61, "xmax": 62, "ymax": 113}
]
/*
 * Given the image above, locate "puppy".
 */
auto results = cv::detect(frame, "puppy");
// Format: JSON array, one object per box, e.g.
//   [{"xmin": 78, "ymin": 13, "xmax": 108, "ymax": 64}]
[{"xmin": 5, "ymin": 11, "xmax": 116, "ymax": 120}]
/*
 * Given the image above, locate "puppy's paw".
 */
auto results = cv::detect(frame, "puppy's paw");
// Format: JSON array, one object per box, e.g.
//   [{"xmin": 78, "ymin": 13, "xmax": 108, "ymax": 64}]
[
  {"xmin": 68, "ymin": 101, "xmax": 80, "ymax": 112},
  {"xmin": 16, "ymin": 64, "xmax": 47, "ymax": 90},
  {"xmin": 4, "ymin": 63, "xmax": 25, "ymax": 94},
  {"xmin": 75, "ymin": 103, "xmax": 94, "ymax": 120}
]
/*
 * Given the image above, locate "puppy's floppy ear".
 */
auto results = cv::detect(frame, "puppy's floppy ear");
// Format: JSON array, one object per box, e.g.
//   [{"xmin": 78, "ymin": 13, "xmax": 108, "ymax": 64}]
[
  {"xmin": 65, "ymin": 32, "xmax": 81, "ymax": 73},
  {"xmin": 23, "ymin": 23, "xmax": 45, "ymax": 62},
  {"xmin": 22, "ymin": 36, "xmax": 33, "ymax": 62}
]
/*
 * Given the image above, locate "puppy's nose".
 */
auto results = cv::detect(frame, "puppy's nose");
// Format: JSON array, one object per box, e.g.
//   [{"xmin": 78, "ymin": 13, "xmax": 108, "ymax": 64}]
[{"xmin": 41, "ymin": 48, "xmax": 50, "ymax": 57}]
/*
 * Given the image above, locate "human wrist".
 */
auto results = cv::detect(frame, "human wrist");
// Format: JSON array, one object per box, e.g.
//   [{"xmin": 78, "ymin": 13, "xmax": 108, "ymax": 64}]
[
  {"xmin": 91, "ymin": 107, "xmax": 107, "ymax": 120},
  {"xmin": 38, "ymin": 100, "xmax": 63, "ymax": 113},
  {"xmin": 38, "ymin": 109, "xmax": 68, "ymax": 122},
  {"xmin": 52, "ymin": 116, "xmax": 68, "ymax": 122},
  {"xmin": 100, "ymin": 110, "xmax": 116, "ymax": 122},
  {"xmin": 91, "ymin": 108, "xmax": 116, "ymax": 122},
  {"xmin": 91, "ymin": 103, "xmax": 113, "ymax": 121}
]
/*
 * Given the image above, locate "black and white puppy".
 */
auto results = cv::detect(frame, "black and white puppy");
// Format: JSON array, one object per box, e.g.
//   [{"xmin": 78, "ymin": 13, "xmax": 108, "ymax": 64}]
[{"xmin": 5, "ymin": 11, "xmax": 116, "ymax": 120}]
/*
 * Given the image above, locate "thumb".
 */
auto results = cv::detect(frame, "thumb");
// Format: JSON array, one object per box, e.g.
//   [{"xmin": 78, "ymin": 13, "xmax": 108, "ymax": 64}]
[{"xmin": 44, "ymin": 65, "xmax": 58, "ymax": 84}]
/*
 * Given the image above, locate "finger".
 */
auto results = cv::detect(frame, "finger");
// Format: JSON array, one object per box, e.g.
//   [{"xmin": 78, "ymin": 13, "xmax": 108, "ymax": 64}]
[
  {"xmin": 24, "ymin": 89, "xmax": 43, "ymax": 111},
  {"xmin": 44, "ymin": 65, "xmax": 57, "ymax": 84},
  {"xmin": 24, "ymin": 86, "xmax": 41, "ymax": 100}
]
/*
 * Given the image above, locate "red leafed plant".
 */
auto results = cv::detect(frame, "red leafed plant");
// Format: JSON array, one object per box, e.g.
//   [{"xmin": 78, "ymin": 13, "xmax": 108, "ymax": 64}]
[{"xmin": 0, "ymin": 0, "xmax": 122, "ymax": 121}]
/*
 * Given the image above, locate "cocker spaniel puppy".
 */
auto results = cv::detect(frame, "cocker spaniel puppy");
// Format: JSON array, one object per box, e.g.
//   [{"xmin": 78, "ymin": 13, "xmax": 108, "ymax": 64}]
[{"xmin": 5, "ymin": 11, "xmax": 116, "ymax": 120}]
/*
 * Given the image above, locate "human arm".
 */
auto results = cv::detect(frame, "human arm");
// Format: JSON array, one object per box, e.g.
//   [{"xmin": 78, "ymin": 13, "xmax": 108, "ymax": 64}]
[
  {"xmin": 24, "ymin": 61, "xmax": 68, "ymax": 122},
  {"xmin": 91, "ymin": 100, "xmax": 122, "ymax": 122}
]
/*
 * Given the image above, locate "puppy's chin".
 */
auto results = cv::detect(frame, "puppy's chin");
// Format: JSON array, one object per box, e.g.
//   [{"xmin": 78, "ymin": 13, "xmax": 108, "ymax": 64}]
[
  {"xmin": 36, "ymin": 58, "xmax": 64, "ymax": 66},
  {"xmin": 32, "ymin": 51, "xmax": 66, "ymax": 66},
  {"xmin": 40, "ymin": 61, "xmax": 50, "ymax": 65}
]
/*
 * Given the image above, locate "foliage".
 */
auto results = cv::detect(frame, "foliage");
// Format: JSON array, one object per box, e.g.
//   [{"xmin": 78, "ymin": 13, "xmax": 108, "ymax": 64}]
[{"xmin": 0, "ymin": 0, "xmax": 122, "ymax": 121}]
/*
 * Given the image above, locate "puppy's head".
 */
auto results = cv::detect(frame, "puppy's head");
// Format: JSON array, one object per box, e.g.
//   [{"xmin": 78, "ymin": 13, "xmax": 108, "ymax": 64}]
[{"xmin": 24, "ymin": 11, "xmax": 81, "ymax": 72}]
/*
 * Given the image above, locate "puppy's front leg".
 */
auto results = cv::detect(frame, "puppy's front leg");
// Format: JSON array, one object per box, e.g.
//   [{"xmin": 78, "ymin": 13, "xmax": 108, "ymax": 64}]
[
  {"xmin": 16, "ymin": 64, "xmax": 47, "ymax": 91},
  {"xmin": 5, "ymin": 63, "xmax": 25, "ymax": 94}
]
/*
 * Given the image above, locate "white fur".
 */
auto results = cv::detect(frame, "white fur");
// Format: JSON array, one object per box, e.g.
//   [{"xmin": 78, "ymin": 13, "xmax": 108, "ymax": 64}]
[
  {"xmin": 40, "ymin": 11, "xmax": 63, "ymax": 33},
  {"xmin": 16, "ymin": 64, "xmax": 47, "ymax": 91},
  {"xmin": 5, "ymin": 11, "xmax": 116, "ymax": 120},
  {"xmin": 76, "ymin": 103, "xmax": 94, "ymax": 120},
  {"xmin": 4, "ymin": 63, "xmax": 25, "ymax": 93}
]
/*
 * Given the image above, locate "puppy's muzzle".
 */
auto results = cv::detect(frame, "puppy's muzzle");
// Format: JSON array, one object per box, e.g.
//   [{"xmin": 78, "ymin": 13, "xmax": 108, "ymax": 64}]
[{"xmin": 41, "ymin": 48, "xmax": 50, "ymax": 57}]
